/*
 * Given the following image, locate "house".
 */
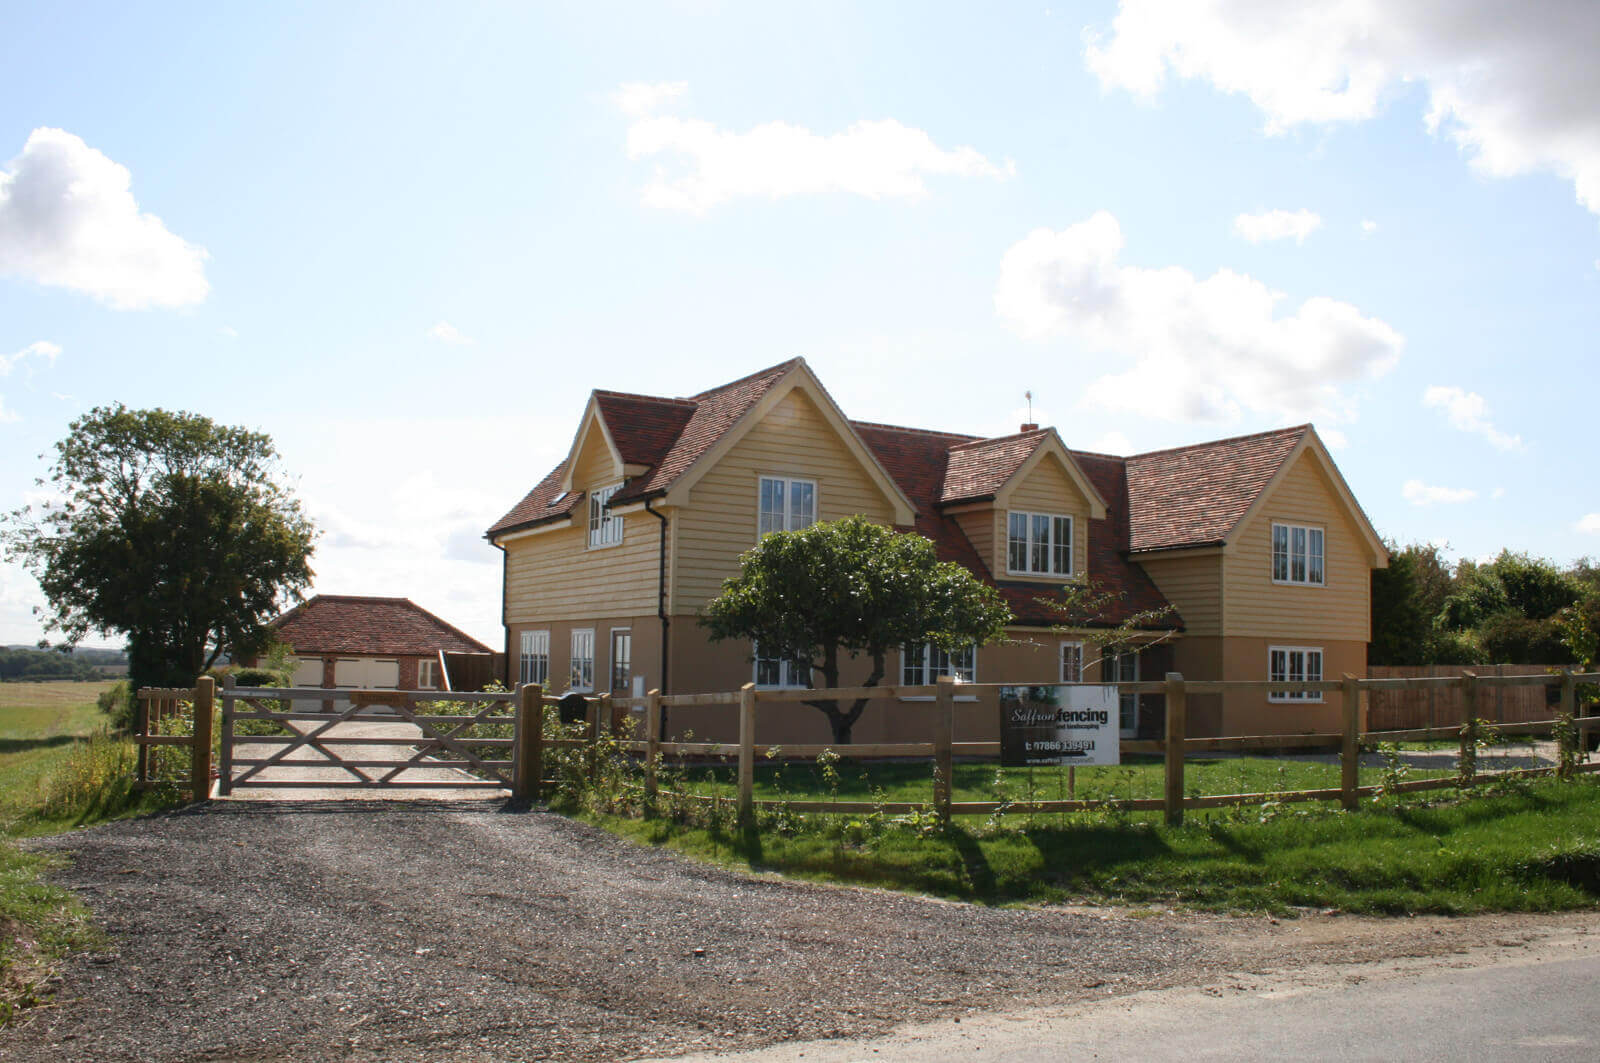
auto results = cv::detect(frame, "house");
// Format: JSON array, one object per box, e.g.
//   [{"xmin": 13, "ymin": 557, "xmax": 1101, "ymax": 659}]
[
  {"xmin": 256, "ymin": 594, "xmax": 496, "ymax": 695},
  {"xmin": 485, "ymin": 359, "xmax": 1386, "ymax": 742}
]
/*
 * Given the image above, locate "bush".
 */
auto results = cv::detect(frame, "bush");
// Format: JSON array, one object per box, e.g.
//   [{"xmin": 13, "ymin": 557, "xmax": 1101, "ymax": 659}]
[
  {"xmin": 229, "ymin": 668, "xmax": 282, "ymax": 688},
  {"xmin": 96, "ymin": 680, "xmax": 133, "ymax": 732}
]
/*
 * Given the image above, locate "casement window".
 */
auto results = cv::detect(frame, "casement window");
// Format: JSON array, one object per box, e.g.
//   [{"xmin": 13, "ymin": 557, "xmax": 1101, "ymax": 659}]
[
  {"xmin": 758, "ymin": 476, "xmax": 817, "ymax": 536},
  {"xmin": 1271, "ymin": 522, "xmax": 1325, "ymax": 586},
  {"xmin": 519, "ymin": 630, "xmax": 549, "ymax": 686},
  {"xmin": 1007, "ymin": 511, "xmax": 1073, "ymax": 577},
  {"xmin": 901, "ymin": 643, "xmax": 977, "ymax": 686},
  {"xmin": 588, "ymin": 483, "xmax": 623, "ymax": 548},
  {"xmin": 417, "ymin": 658, "xmax": 439, "ymax": 690},
  {"xmin": 1059, "ymin": 641, "xmax": 1084, "ymax": 683},
  {"xmin": 753, "ymin": 642, "xmax": 809, "ymax": 689},
  {"xmin": 1101, "ymin": 648, "xmax": 1139, "ymax": 736},
  {"xmin": 609, "ymin": 629, "xmax": 632, "ymax": 695},
  {"xmin": 569, "ymin": 629, "xmax": 595, "ymax": 692},
  {"xmin": 1268, "ymin": 646, "xmax": 1324, "ymax": 702}
]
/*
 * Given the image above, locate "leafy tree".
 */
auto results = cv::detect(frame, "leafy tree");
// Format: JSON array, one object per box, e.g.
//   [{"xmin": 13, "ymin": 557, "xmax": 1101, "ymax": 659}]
[
  {"xmin": 1038, "ymin": 577, "xmax": 1178, "ymax": 671},
  {"xmin": 700, "ymin": 515, "xmax": 1012, "ymax": 744},
  {"xmin": 2, "ymin": 405, "xmax": 317, "ymax": 694}
]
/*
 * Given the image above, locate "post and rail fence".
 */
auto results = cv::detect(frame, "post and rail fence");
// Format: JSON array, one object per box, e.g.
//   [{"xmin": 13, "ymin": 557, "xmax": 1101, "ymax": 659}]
[{"xmin": 130, "ymin": 668, "xmax": 1600, "ymax": 822}]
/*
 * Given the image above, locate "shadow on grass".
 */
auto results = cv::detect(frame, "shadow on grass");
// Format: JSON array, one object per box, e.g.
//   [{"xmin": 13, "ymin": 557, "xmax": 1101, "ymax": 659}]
[{"xmin": 0, "ymin": 735, "xmax": 82, "ymax": 755}]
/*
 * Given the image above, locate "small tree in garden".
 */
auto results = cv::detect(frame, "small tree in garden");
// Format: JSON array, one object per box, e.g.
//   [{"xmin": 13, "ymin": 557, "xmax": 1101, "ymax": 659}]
[
  {"xmin": 2, "ymin": 405, "xmax": 317, "ymax": 694},
  {"xmin": 700, "ymin": 515, "xmax": 1012, "ymax": 744},
  {"xmin": 1038, "ymin": 578, "xmax": 1178, "ymax": 673}
]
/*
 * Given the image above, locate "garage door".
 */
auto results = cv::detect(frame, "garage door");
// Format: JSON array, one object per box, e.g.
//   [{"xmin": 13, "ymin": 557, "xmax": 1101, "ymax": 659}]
[
  {"xmin": 291, "ymin": 657, "xmax": 324, "ymax": 687},
  {"xmin": 333, "ymin": 658, "xmax": 400, "ymax": 689}
]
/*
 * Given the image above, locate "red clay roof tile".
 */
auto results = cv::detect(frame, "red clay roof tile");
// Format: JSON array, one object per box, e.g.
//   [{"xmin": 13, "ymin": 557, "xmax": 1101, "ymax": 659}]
[
  {"xmin": 269, "ymin": 595, "xmax": 493, "ymax": 657},
  {"xmin": 1123, "ymin": 425, "xmax": 1306, "ymax": 553}
]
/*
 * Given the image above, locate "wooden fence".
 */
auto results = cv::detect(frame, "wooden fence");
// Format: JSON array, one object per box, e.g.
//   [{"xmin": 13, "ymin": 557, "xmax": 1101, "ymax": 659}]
[
  {"xmin": 539, "ymin": 669, "xmax": 1600, "ymax": 829},
  {"xmin": 133, "ymin": 676, "xmax": 215, "ymax": 799},
  {"xmin": 1366, "ymin": 664, "xmax": 1565, "ymax": 731}
]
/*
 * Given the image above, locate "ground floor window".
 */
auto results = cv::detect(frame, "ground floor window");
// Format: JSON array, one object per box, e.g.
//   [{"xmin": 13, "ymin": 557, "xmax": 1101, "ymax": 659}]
[
  {"xmin": 570, "ymin": 629, "xmax": 594, "ymax": 692},
  {"xmin": 417, "ymin": 658, "xmax": 439, "ymax": 689},
  {"xmin": 1268, "ymin": 646, "xmax": 1324, "ymax": 702},
  {"xmin": 519, "ymin": 630, "xmax": 549, "ymax": 686},
  {"xmin": 1101, "ymin": 648, "xmax": 1139, "ymax": 735},
  {"xmin": 610, "ymin": 628, "xmax": 632, "ymax": 695},
  {"xmin": 754, "ymin": 643, "xmax": 809, "ymax": 688},
  {"xmin": 901, "ymin": 643, "xmax": 976, "ymax": 686},
  {"xmin": 1059, "ymin": 641, "xmax": 1084, "ymax": 683}
]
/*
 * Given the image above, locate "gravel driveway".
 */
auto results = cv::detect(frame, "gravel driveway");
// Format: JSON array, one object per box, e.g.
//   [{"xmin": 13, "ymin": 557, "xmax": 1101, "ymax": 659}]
[{"xmin": 10, "ymin": 801, "xmax": 1203, "ymax": 1062}]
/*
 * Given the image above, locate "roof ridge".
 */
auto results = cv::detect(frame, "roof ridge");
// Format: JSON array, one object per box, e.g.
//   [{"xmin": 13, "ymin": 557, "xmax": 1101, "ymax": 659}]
[
  {"xmin": 849, "ymin": 418, "xmax": 980, "ymax": 443},
  {"xmin": 306, "ymin": 594, "xmax": 412, "ymax": 604},
  {"xmin": 593, "ymin": 389, "xmax": 699, "ymax": 407},
  {"xmin": 688, "ymin": 357, "xmax": 801, "ymax": 401},
  {"xmin": 946, "ymin": 427, "xmax": 1050, "ymax": 452},
  {"xmin": 1127, "ymin": 423, "xmax": 1309, "ymax": 463}
]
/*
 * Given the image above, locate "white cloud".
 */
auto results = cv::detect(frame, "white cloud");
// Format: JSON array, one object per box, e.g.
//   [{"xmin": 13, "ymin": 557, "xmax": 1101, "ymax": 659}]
[
  {"xmin": 1578, "ymin": 513, "xmax": 1600, "ymax": 534},
  {"xmin": 613, "ymin": 81, "xmax": 688, "ymax": 118},
  {"xmin": 218, "ymin": 325, "xmax": 238, "ymax": 339},
  {"xmin": 1361, "ymin": 219, "xmax": 1379, "ymax": 235},
  {"xmin": 1234, "ymin": 208, "xmax": 1322, "ymax": 244},
  {"xmin": 619, "ymin": 82, "xmax": 1014, "ymax": 213},
  {"xmin": 0, "ymin": 396, "xmax": 15, "ymax": 423},
  {"xmin": 1491, "ymin": 486, "xmax": 1506, "ymax": 500},
  {"xmin": 0, "ymin": 128, "xmax": 209, "ymax": 308},
  {"xmin": 1319, "ymin": 427, "xmax": 1349, "ymax": 450},
  {"xmin": 428, "ymin": 321, "xmax": 473, "ymax": 345},
  {"xmin": 1421, "ymin": 385, "xmax": 1523, "ymax": 450},
  {"xmin": 993, "ymin": 211, "xmax": 1403, "ymax": 426},
  {"xmin": 0, "ymin": 339, "xmax": 59, "ymax": 375},
  {"xmin": 1403, "ymin": 479, "xmax": 1477, "ymax": 506},
  {"xmin": 1085, "ymin": 1, "xmax": 1600, "ymax": 216},
  {"xmin": 1090, "ymin": 430, "xmax": 1134, "ymax": 454}
]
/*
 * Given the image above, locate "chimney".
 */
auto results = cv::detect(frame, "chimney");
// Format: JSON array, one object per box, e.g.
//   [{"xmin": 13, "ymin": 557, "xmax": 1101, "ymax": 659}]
[{"xmin": 1020, "ymin": 422, "xmax": 1039, "ymax": 433}]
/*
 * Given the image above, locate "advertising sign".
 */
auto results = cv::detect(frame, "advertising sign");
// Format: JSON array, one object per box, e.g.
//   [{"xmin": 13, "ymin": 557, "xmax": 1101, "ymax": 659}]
[{"xmin": 998, "ymin": 685, "xmax": 1121, "ymax": 767}]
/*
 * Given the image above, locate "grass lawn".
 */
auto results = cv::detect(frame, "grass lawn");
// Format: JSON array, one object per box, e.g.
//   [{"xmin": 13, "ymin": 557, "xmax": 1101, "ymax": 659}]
[
  {"xmin": 591, "ymin": 775, "xmax": 1600, "ymax": 916},
  {"xmin": 656, "ymin": 751, "xmax": 1467, "ymax": 807},
  {"xmin": 0, "ymin": 680, "xmax": 183, "ymax": 1025}
]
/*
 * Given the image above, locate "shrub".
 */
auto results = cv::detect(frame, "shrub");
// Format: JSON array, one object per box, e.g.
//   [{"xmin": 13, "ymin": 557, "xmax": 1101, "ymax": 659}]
[{"xmin": 96, "ymin": 680, "xmax": 133, "ymax": 732}]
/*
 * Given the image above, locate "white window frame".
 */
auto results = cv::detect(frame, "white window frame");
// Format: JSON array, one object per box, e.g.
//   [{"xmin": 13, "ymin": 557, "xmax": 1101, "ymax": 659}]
[
  {"xmin": 900, "ymin": 642, "xmax": 977, "ymax": 686},
  {"xmin": 1059, "ymin": 640, "xmax": 1084, "ymax": 683},
  {"xmin": 757, "ymin": 475, "xmax": 818, "ymax": 538},
  {"xmin": 588, "ymin": 483, "xmax": 624, "ymax": 549},
  {"xmin": 519, "ymin": 629, "xmax": 549, "ymax": 687},
  {"xmin": 417, "ymin": 658, "xmax": 439, "ymax": 690},
  {"xmin": 569, "ymin": 629, "xmax": 595, "ymax": 693},
  {"xmin": 1268, "ymin": 645, "xmax": 1324, "ymax": 703},
  {"xmin": 1006, "ymin": 511, "xmax": 1074, "ymax": 577},
  {"xmin": 609, "ymin": 627, "xmax": 632, "ymax": 695},
  {"xmin": 1271, "ymin": 522, "xmax": 1325, "ymax": 587},
  {"xmin": 753, "ymin": 642, "xmax": 809, "ymax": 689},
  {"xmin": 1099, "ymin": 648, "xmax": 1140, "ymax": 737}
]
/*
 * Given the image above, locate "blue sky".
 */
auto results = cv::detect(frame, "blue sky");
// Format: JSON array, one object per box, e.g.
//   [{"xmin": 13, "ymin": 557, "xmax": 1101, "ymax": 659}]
[{"xmin": 3, "ymin": 1, "xmax": 1597, "ymax": 649}]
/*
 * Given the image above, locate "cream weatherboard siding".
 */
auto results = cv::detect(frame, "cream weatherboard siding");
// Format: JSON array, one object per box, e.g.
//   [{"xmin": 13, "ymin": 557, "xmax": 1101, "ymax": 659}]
[
  {"xmin": 1224, "ymin": 451, "xmax": 1373, "ymax": 644},
  {"xmin": 1137, "ymin": 551, "xmax": 1225, "ymax": 637},
  {"xmin": 503, "ymin": 518, "xmax": 663, "ymax": 625},
  {"xmin": 570, "ymin": 426, "xmax": 618, "ymax": 491},
  {"xmin": 996, "ymin": 454, "xmax": 1093, "ymax": 581},
  {"xmin": 671, "ymin": 388, "xmax": 901, "ymax": 612},
  {"xmin": 950, "ymin": 508, "xmax": 996, "ymax": 574}
]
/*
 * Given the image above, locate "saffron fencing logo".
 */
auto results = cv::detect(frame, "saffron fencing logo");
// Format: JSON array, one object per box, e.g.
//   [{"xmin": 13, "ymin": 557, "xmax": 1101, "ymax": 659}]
[{"xmin": 998, "ymin": 684, "xmax": 1121, "ymax": 767}]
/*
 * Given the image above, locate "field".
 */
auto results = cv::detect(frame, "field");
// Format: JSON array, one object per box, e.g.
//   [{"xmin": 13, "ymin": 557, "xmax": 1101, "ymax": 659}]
[{"xmin": 0, "ymin": 680, "xmax": 118, "ymax": 825}]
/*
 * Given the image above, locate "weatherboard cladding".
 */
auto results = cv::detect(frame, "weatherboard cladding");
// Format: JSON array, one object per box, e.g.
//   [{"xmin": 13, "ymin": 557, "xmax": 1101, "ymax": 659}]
[
  {"xmin": 270, "ymin": 595, "xmax": 493, "ymax": 657},
  {"xmin": 486, "ymin": 360, "xmax": 1311, "ymax": 631}
]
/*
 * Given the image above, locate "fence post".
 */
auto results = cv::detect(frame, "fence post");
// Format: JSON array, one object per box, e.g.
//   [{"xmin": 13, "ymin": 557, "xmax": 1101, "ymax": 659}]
[
  {"xmin": 514, "ymin": 683, "xmax": 542, "ymax": 802},
  {"xmin": 191, "ymin": 676, "xmax": 215, "ymax": 803},
  {"xmin": 1163, "ymin": 673, "xmax": 1186, "ymax": 827},
  {"xmin": 645, "ymin": 689, "xmax": 662, "ymax": 806},
  {"xmin": 737, "ymin": 683, "xmax": 756, "ymax": 828},
  {"xmin": 1559, "ymin": 669, "xmax": 1578, "ymax": 777},
  {"xmin": 1341, "ymin": 673, "xmax": 1360, "ymax": 811},
  {"xmin": 934, "ymin": 676, "xmax": 955, "ymax": 823},
  {"xmin": 1459, "ymin": 671, "xmax": 1479, "ymax": 784},
  {"xmin": 218, "ymin": 675, "xmax": 235, "ymax": 796}
]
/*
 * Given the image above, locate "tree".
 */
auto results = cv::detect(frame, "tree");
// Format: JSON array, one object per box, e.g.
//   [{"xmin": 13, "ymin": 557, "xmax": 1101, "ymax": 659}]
[
  {"xmin": 2, "ymin": 405, "xmax": 317, "ymax": 694},
  {"xmin": 700, "ymin": 515, "xmax": 1012, "ymax": 744}
]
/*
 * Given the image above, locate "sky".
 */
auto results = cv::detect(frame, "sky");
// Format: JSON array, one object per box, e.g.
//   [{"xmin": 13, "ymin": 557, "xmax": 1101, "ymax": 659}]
[{"xmin": 2, "ymin": 1, "xmax": 1598, "ymax": 650}]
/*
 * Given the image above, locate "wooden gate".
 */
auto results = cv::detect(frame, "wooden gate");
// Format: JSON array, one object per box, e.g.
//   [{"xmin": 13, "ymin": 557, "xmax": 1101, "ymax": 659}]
[{"xmin": 218, "ymin": 682, "xmax": 517, "ymax": 793}]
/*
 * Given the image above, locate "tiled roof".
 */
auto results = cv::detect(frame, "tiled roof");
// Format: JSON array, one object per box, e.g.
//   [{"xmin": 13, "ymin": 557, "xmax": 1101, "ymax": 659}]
[
  {"xmin": 486, "ymin": 360, "xmax": 796, "ymax": 536},
  {"xmin": 269, "ymin": 595, "xmax": 493, "ymax": 657},
  {"xmin": 1123, "ymin": 426, "xmax": 1306, "ymax": 553},
  {"xmin": 940, "ymin": 430, "xmax": 1049, "ymax": 504}
]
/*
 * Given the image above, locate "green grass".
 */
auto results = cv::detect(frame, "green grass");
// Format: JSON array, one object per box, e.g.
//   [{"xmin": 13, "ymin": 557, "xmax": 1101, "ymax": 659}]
[
  {"xmin": 654, "ymin": 752, "xmax": 1464, "ymax": 807},
  {"xmin": 0, "ymin": 681, "xmax": 185, "ymax": 1025},
  {"xmin": 585, "ymin": 777, "xmax": 1600, "ymax": 916}
]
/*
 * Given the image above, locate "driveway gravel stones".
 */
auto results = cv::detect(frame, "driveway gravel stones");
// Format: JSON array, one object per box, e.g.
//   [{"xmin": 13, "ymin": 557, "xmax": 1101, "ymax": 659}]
[{"xmin": 9, "ymin": 802, "xmax": 1200, "ymax": 1062}]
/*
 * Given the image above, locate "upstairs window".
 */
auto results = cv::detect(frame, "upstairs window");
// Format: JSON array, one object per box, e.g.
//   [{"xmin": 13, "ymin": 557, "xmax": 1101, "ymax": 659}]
[
  {"xmin": 759, "ymin": 476, "xmax": 816, "ymax": 536},
  {"xmin": 1272, "ymin": 523, "xmax": 1325, "ymax": 585},
  {"xmin": 588, "ymin": 484, "xmax": 623, "ymax": 548},
  {"xmin": 1269, "ymin": 646, "xmax": 1324, "ymax": 702},
  {"xmin": 1007, "ymin": 511, "xmax": 1073, "ymax": 576},
  {"xmin": 901, "ymin": 643, "xmax": 977, "ymax": 686}
]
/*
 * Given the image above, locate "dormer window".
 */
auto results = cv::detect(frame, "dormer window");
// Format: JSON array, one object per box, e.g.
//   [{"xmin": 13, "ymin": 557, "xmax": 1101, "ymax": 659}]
[
  {"xmin": 588, "ymin": 483, "xmax": 623, "ymax": 548},
  {"xmin": 1007, "ymin": 511, "xmax": 1073, "ymax": 577}
]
